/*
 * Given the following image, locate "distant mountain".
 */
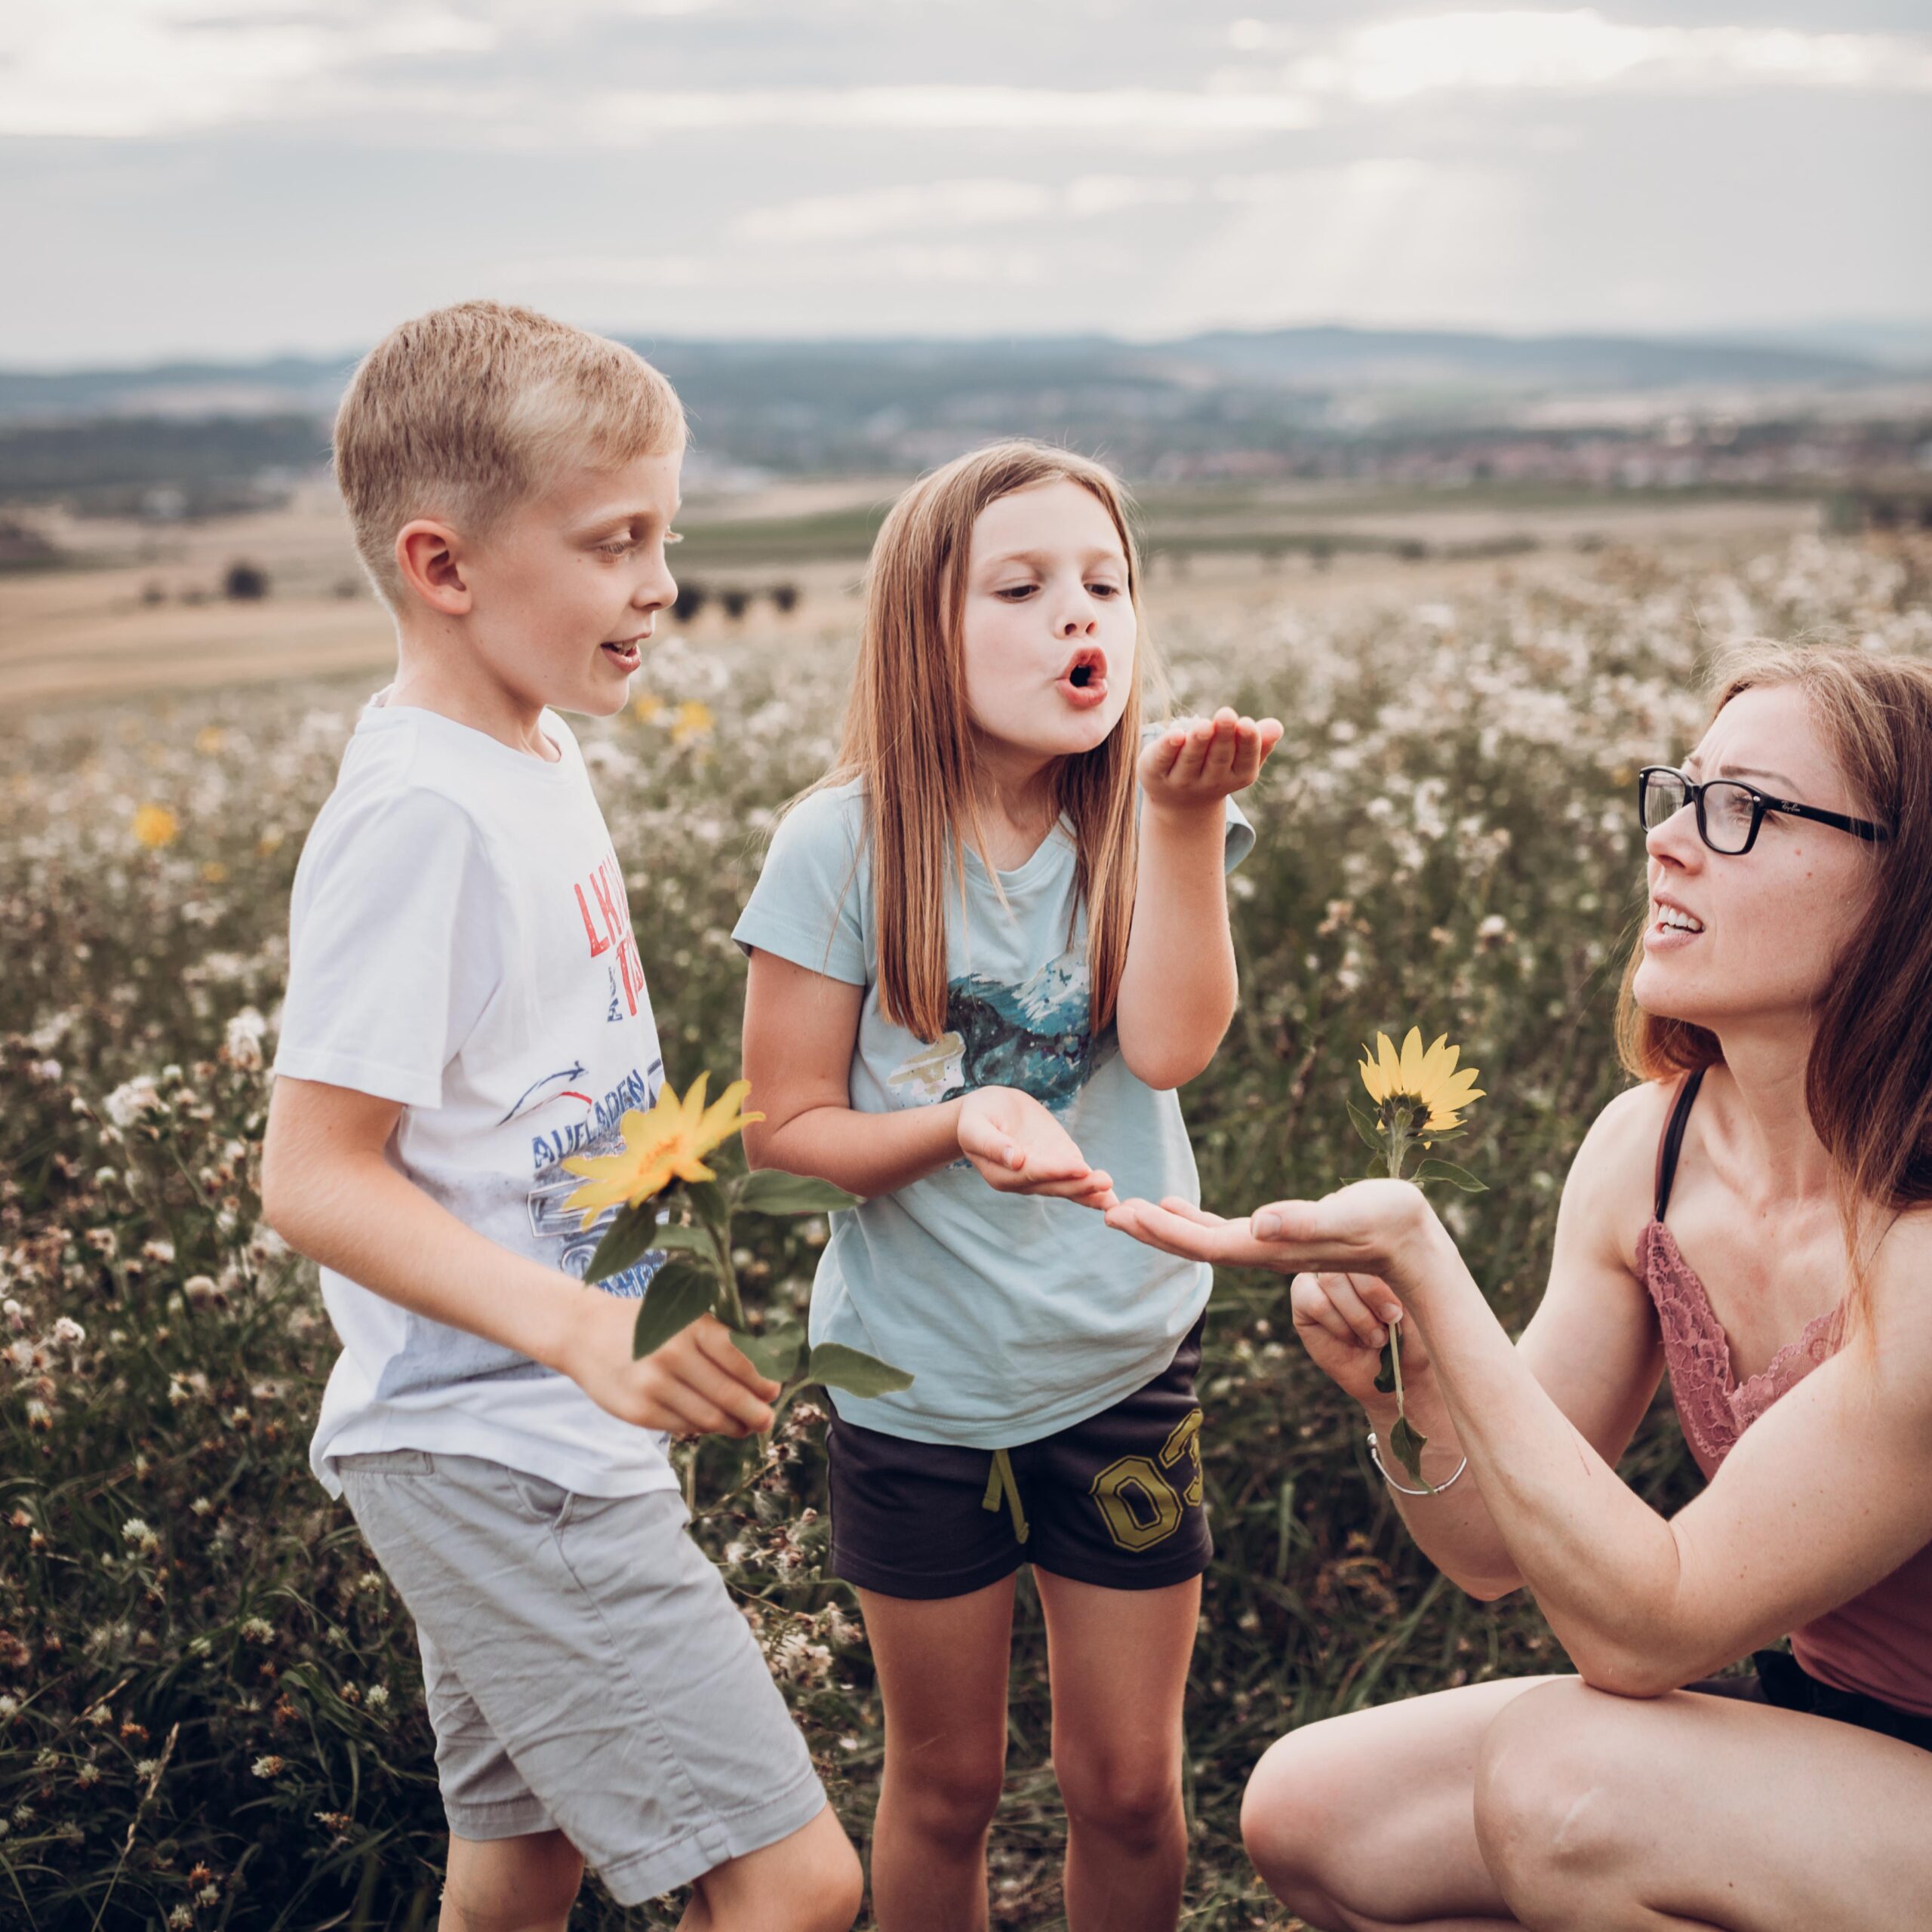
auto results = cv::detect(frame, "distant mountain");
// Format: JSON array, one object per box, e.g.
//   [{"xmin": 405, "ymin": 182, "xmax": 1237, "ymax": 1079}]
[
  {"xmin": 0, "ymin": 325, "xmax": 1893, "ymax": 429},
  {"xmin": 1, "ymin": 324, "xmax": 1921, "ymax": 505}
]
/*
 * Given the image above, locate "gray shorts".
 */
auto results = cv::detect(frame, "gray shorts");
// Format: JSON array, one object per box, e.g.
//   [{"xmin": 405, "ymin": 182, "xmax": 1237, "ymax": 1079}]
[{"xmin": 335, "ymin": 1450, "xmax": 826, "ymax": 1904}]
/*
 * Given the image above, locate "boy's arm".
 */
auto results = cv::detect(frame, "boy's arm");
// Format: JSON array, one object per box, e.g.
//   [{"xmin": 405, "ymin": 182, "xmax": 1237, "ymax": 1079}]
[
  {"xmin": 1114, "ymin": 708, "xmax": 1281, "ymax": 1091},
  {"xmin": 260, "ymin": 1075, "xmax": 778, "ymax": 1437},
  {"xmin": 740, "ymin": 951, "xmax": 1115, "ymax": 1205}
]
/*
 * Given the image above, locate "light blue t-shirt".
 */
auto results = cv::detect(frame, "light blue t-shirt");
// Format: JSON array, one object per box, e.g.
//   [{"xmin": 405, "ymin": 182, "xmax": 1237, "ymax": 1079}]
[{"xmin": 732, "ymin": 777, "xmax": 1254, "ymax": 1448}]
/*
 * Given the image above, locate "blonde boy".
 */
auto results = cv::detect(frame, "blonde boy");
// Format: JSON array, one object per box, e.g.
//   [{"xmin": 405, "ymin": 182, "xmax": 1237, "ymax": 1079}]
[{"xmin": 261, "ymin": 302, "xmax": 861, "ymax": 1932}]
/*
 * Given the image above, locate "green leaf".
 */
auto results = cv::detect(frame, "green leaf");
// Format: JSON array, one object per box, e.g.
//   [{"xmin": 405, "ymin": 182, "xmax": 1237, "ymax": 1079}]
[
  {"xmin": 1389, "ymin": 1413, "xmax": 1431, "ymax": 1489},
  {"xmin": 583, "ymin": 1206, "xmax": 662, "ymax": 1284},
  {"xmin": 649, "ymin": 1220, "xmax": 721, "ymax": 1256},
  {"xmin": 1374, "ymin": 1336, "xmax": 1396, "ymax": 1395},
  {"xmin": 630, "ymin": 1259, "xmax": 717, "ymax": 1361},
  {"xmin": 1345, "ymin": 1098, "xmax": 1386, "ymax": 1157},
  {"xmin": 804, "ymin": 1342, "xmax": 915, "ymax": 1398},
  {"xmin": 733, "ymin": 1170, "xmax": 861, "ymax": 1217},
  {"xmin": 1412, "ymin": 1159, "xmax": 1486, "ymax": 1194},
  {"xmin": 737, "ymin": 1321, "xmax": 804, "ymax": 1383},
  {"xmin": 685, "ymin": 1178, "xmax": 732, "ymax": 1238}
]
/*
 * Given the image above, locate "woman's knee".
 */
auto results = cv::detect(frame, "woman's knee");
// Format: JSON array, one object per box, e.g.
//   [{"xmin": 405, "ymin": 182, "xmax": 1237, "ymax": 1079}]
[
  {"xmin": 1239, "ymin": 1723, "xmax": 1364, "ymax": 1916},
  {"xmin": 1473, "ymin": 1681, "xmax": 1644, "ymax": 1924}
]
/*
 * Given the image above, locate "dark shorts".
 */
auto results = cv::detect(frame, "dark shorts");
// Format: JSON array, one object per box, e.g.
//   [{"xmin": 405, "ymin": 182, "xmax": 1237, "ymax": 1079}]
[
  {"xmin": 1688, "ymin": 1649, "xmax": 1932, "ymax": 1754},
  {"xmin": 826, "ymin": 1316, "xmax": 1212, "ymax": 1600}
]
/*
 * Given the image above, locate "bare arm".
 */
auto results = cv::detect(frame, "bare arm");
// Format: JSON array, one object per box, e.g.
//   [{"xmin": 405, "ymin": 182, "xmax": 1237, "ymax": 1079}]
[
  {"xmin": 1106, "ymin": 1083, "xmax": 1672, "ymax": 1598},
  {"xmin": 260, "ymin": 1075, "xmax": 779, "ymax": 1438},
  {"xmin": 1232, "ymin": 1180, "xmax": 1932, "ymax": 1697},
  {"xmin": 740, "ymin": 949, "xmax": 1115, "ymax": 1206},
  {"xmin": 1114, "ymin": 708, "xmax": 1282, "ymax": 1091}
]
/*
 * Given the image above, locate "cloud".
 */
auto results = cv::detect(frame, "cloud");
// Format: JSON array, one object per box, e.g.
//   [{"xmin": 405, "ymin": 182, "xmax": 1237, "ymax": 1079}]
[
  {"xmin": 730, "ymin": 173, "xmax": 1194, "ymax": 245},
  {"xmin": 1226, "ymin": 11, "xmax": 1932, "ymax": 101},
  {"xmin": 7, "ymin": 6, "xmax": 1927, "ymax": 143},
  {"xmin": 0, "ymin": 1, "xmax": 498, "ymax": 139}
]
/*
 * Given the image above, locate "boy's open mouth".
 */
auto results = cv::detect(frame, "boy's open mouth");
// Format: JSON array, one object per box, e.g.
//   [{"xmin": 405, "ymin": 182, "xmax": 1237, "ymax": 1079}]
[
  {"xmin": 1057, "ymin": 648, "xmax": 1109, "ymax": 709},
  {"xmin": 601, "ymin": 634, "xmax": 646, "ymax": 672}
]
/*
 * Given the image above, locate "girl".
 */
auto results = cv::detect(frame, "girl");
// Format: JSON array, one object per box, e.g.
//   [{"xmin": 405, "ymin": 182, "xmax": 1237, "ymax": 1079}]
[
  {"xmin": 733, "ymin": 441, "xmax": 1281, "ymax": 1932},
  {"xmin": 1109, "ymin": 640, "xmax": 1932, "ymax": 1930}
]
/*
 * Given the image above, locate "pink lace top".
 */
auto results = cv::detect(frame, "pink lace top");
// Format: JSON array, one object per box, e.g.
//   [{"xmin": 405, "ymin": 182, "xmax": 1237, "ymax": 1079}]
[{"xmin": 1638, "ymin": 1069, "xmax": 1932, "ymax": 1718}]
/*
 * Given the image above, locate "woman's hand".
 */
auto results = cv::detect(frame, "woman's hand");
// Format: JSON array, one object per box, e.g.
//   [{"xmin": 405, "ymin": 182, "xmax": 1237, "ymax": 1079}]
[
  {"xmin": 1106, "ymin": 1180, "xmax": 1445, "ymax": 1297},
  {"xmin": 1138, "ymin": 706, "xmax": 1284, "ymax": 811},
  {"xmin": 958, "ymin": 1086, "xmax": 1117, "ymax": 1209},
  {"xmin": 1291, "ymin": 1271, "xmax": 1427, "ymax": 1407}
]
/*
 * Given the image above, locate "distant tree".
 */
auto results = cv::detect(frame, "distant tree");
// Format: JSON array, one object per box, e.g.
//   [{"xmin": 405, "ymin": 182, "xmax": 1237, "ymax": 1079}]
[
  {"xmin": 333, "ymin": 577, "xmax": 361, "ymax": 599},
  {"xmin": 720, "ymin": 587, "xmax": 751, "ymax": 620},
  {"xmin": 674, "ymin": 581, "xmax": 708, "ymax": 622},
  {"xmin": 770, "ymin": 582, "xmax": 800, "ymax": 614},
  {"xmin": 141, "ymin": 580, "xmax": 167, "ymax": 605},
  {"xmin": 223, "ymin": 561, "xmax": 269, "ymax": 601}
]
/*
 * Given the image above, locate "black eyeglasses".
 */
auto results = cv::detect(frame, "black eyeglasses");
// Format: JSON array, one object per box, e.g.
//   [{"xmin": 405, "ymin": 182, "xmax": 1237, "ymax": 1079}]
[{"xmin": 1637, "ymin": 765, "xmax": 1892, "ymax": 856}]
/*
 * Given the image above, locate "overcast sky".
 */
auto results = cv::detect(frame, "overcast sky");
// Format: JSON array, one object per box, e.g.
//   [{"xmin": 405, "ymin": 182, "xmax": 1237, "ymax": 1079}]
[{"xmin": 4, "ymin": 2, "xmax": 1930, "ymax": 368}]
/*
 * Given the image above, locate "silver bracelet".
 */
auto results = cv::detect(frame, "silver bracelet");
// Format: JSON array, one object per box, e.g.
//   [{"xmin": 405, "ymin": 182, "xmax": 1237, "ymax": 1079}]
[{"xmin": 1367, "ymin": 1429, "xmax": 1469, "ymax": 1498}]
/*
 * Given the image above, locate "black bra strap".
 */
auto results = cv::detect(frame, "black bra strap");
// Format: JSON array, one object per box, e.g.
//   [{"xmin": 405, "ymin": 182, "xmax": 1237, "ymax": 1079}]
[{"xmin": 1654, "ymin": 1066, "xmax": 1706, "ymax": 1224}]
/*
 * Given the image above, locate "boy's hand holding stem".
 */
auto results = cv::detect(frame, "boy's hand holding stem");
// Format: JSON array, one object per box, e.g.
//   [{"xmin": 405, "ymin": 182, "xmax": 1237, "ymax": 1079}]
[{"xmin": 260, "ymin": 1077, "xmax": 782, "ymax": 1443}]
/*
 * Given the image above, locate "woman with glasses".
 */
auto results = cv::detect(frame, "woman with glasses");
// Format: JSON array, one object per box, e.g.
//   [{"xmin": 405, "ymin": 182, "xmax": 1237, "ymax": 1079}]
[{"xmin": 1109, "ymin": 640, "xmax": 1932, "ymax": 1929}]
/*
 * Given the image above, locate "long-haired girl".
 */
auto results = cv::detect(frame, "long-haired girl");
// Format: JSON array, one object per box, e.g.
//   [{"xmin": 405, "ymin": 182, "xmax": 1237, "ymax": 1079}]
[{"xmin": 734, "ymin": 441, "xmax": 1281, "ymax": 1931}]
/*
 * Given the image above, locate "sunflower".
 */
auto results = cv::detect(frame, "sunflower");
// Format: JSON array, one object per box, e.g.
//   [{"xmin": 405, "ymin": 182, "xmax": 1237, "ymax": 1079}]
[
  {"xmin": 561, "ymin": 1073, "xmax": 764, "ymax": 1229},
  {"xmin": 1358, "ymin": 1026, "xmax": 1484, "ymax": 1135}
]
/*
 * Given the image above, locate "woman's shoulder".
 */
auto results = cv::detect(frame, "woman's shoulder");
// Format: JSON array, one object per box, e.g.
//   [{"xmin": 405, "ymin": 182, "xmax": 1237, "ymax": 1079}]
[{"xmin": 1560, "ymin": 1077, "xmax": 1687, "ymax": 1254}]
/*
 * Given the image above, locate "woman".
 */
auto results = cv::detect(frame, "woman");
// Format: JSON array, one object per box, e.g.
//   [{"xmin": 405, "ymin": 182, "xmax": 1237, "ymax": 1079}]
[{"xmin": 1108, "ymin": 641, "xmax": 1932, "ymax": 1930}]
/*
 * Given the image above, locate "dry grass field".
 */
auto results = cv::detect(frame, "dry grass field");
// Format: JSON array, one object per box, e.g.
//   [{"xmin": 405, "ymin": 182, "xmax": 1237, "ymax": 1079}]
[{"xmin": 0, "ymin": 481, "xmax": 1821, "ymax": 710}]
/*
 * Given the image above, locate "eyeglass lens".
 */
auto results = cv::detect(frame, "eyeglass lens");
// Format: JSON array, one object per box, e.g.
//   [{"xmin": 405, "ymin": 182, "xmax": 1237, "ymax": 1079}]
[{"xmin": 1641, "ymin": 772, "xmax": 1755, "ymax": 852}]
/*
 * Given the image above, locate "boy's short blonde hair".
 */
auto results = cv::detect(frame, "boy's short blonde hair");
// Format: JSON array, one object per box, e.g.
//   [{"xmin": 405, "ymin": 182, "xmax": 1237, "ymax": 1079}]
[{"xmin": 334, "ymin": 300, "xmax": 685, "ymax": 607}]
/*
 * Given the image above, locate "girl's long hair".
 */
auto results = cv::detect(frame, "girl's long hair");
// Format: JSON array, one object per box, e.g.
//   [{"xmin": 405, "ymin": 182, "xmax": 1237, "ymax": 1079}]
[
  {"xmin": 826, "ymin": 441, "xmax": 1150, "ymax": 1042},
  {"xmin": 1617, "ymin": 639, "xmax": 1932, "ymax": 1329}
]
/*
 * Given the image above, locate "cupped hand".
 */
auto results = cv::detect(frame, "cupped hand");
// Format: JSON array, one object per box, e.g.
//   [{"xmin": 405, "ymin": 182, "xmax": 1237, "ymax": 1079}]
[
  {"xmin": 568, "ymin": 1303, "xmax": 780, "ymax": 1439},
  {"xmin": 1106, "ymin": 1180, "xmax": 1441, "ymax": 1294},
  {"xmin": 958, "ymin": 1085, "xmax": 1116, "ymax": 1209},
  {"xmin": 1139, "ymin": 706, "xmax": 1284, "ymax": 810}
]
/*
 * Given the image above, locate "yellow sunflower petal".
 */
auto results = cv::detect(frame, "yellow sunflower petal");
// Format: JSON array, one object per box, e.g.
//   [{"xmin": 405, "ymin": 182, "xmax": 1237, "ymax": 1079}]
[
  {"xmin": 1418, "ymin": 1035, "xmax": 1460, "ymax": 1094},
  {"xmin": 1398, "ymin": 1027, "xmax": 1427, "ymax": 1094},
  {"xmin": 1377, "ymin": 1032, "xmax": 1402, "ymax": 1095},
  {"xmin": 1358, "ymin": 1051, "xmax": 1384, "ymax": 1103}
]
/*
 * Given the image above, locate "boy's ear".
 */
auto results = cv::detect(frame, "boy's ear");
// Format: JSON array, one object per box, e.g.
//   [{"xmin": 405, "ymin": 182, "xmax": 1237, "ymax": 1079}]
[{"xmin": 395, "ymin": 518, "xmax": 472, "ymax": 616}]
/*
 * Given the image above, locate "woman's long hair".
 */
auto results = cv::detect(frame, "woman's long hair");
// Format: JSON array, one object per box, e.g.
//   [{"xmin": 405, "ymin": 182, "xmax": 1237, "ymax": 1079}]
[
  {"xmin": 1617, "ymin": 640, "xmax": 1932, "ymax": 1326},
  {"xmin": 824, "ymin": 441, "xmax": 1150, "ymax": 1042}
]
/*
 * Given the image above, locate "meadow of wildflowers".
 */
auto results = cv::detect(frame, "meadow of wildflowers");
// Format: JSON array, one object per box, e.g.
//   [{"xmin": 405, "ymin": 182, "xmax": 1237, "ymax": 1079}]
[{"xmin": 2, "ymin": 533, "xmax": 1927, "ymax": 1929}]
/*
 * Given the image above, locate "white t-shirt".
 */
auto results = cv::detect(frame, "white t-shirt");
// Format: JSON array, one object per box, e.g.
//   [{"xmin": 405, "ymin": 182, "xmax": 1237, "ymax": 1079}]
[{"xmin": 276, "ymin": 699, "xmax": 675, "ymax": 1500}]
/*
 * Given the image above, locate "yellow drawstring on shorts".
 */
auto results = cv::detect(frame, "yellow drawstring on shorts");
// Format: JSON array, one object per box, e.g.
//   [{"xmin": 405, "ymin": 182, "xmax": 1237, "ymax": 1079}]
[{"xmin": 982, "ymin": 1447, "xmax": 1029, "ymax": 1543}]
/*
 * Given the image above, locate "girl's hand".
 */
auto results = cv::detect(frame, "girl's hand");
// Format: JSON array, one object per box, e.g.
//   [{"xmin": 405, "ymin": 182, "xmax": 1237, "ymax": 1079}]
[
  {"xmin": 1291, "ymin": 1271, "xmax": 1426, "ymax": 1407},
  {"xmin": 1106, "ymin": 1180, "xmax": 1444, "ymax": 1297},
  {"xmin": 958, "ymin": 1086, "xmax": 1117, "ymax": 1209},
  {"xmin": 1139, "ymin": 706, "xmax": 1284, "ymax": 812}
]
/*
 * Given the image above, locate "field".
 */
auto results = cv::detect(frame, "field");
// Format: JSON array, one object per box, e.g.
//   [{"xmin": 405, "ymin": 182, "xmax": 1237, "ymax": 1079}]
[{"xmin": 2, "ymin": 500, "xmax": 1927, "ymax": 1930}]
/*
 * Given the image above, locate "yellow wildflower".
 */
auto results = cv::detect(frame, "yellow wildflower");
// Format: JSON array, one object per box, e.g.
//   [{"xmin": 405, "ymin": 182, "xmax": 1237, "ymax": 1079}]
[
  {"xmin": 632, "ymin": 692, "xmax": 664, "ymax": 724},
  {"xmin": 561, "ymin": 1073, "xmax": 763, "ymax": 1229},
  {"xmin": 671, "ymin": 700, "xmax": 714, "ymax": 744},
  {"xmin": 202, "ymin": 861, "xmax": 229, "ymax": 884},
  {"xmin": 132, "ymin": 804, "xmax": 178, "ymax": 849},
  {"xmin": 1359, "ymin": 1026, "xmax": 1484, "ymax": 1134},
  {"xmin": 195, "ymin": 726, "xmax": 225, "ymax": 755}
]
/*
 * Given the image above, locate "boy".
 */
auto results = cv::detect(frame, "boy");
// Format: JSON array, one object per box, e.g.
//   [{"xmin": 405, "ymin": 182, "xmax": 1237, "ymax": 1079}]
[{"xmin": 260, "ymin": 302, "xmax": 863, "ymax": 1932}]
